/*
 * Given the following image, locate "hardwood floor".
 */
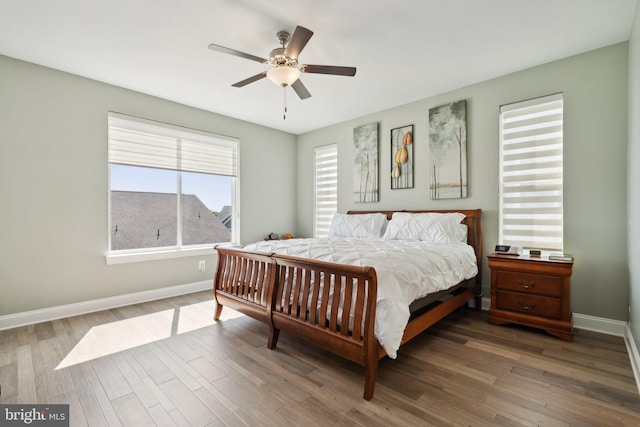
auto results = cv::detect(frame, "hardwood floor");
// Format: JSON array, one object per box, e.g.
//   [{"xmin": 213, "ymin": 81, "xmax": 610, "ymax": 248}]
[{"xmin": 1, "ymin": 291, "xmax": 640, "ymax": 426}]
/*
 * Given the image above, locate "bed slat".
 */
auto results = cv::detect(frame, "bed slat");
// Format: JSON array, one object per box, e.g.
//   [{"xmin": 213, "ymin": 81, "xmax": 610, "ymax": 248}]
[
  {"xmin": 329, "ymin": 275, "xmax": 342, "ymax": 331},
  {"xmin": 292, "ymin": 268, "xmax": 303, "ymax": 318},
  {"xmin": 341, "ymin": 275, "xmax": 354, "ymax": 337},
  {"xmin": 300, "ymin": 270, "xmax": 312, "ymax": 320},
  {"xmin": 318, "ymin": 272, "xmax": 331, "ymax": 329},
  {"xmin": 309, "ymin": 270, "xmax": 321, "ymax": 325}
]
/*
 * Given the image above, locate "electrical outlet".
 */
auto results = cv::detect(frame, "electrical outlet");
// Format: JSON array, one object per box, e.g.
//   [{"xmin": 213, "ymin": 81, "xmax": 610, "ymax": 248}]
[{"xmin": 198, "ymin": 260, "xmax": 206, "ymax": 272}]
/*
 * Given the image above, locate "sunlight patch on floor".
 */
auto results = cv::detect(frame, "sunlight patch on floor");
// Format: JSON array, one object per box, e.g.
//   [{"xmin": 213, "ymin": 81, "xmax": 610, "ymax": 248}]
[{"xmin": 56, "ymin": 300, "xmax": 242, "ymax": 369}]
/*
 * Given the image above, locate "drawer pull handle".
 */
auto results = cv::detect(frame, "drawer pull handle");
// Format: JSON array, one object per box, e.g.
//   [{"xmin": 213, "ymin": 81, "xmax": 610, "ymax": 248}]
[
  {"xmin": 518, "ymin": 302, "xmax": 536, "ymax": 310},
  {"xmin": 518, "ymin": 280, "xmax": 535, "ymax": 289}
]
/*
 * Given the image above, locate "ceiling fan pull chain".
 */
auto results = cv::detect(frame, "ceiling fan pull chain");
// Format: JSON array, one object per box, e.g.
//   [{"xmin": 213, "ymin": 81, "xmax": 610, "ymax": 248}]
[{"xmin": 283, "ymin": 86, "xmax": 287, "ymax": 120}]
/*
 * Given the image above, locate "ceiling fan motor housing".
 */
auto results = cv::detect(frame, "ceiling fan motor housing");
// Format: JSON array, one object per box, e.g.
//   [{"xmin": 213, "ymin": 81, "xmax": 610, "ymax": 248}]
[
  {"xmin": 269, "ymin": 47, "xmax": 297, "ymax": 67},
  {"xmin": 276, "ymin": 30, "xmax": 291, "ymax": 46}
]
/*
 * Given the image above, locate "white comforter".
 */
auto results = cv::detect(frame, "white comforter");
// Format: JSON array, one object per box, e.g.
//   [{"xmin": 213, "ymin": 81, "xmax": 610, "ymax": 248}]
[{"xmin": 243, "ymin": 237, "xmax": 478, "ymax": 358}]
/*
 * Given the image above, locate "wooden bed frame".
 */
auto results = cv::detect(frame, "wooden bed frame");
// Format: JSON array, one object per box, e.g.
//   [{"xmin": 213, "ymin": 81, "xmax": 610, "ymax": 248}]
[{"xmin": 212, "ymin": 209, "xmax": 482, "ymax": 400}]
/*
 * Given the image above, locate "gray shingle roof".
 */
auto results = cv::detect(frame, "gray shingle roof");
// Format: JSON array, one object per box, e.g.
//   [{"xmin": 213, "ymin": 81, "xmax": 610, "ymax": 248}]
[
  {"xmin": 218, "ymin": 205, "xmax": 232, "ymax": 229},
  {"xmin": 111, "ymin": 191, "xmax": 231, "ymax": 250}
]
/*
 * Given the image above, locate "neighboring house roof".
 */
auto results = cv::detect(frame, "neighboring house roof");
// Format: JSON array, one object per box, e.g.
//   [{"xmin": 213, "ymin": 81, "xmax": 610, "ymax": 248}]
[
  {"xmin": 111, "ymin": 191, "xmax": 230, "ymax": 250},
  {"xmin": 218, "ymin": 205, "xmax": 232, "ymax": 229}
]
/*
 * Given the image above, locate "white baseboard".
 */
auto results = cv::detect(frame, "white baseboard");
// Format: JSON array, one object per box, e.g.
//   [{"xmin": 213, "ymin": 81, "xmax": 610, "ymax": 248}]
[
  {"xmin": 0, "ymin": 280, "xmax": 212, "ymax": 331},
  {"xmin": 625, "ymin": 324, "xmax": 640, "ymax": 395},
  {"xmin": 572, "ymin": 312, "xmax": 626, "ymax": 336}
]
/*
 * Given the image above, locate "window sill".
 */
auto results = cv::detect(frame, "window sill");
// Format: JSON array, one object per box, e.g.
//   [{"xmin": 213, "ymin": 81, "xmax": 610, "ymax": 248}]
[{"xmin": 105, "ymin": 246, "xmax": 218, "ymax": 265}]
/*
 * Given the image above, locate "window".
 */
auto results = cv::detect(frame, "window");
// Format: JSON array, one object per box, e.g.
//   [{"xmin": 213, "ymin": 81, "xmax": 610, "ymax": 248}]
[
  {"xmin": 314, "ymin": 144, "xmax": 338, "ymax": 237},
  {"xmin": 499, "ymin": 93, "xmax": 564, "ymax": 251},
  {"xmin": 108, "ymin": 112, "xmax": 238, "ymax": 256}
]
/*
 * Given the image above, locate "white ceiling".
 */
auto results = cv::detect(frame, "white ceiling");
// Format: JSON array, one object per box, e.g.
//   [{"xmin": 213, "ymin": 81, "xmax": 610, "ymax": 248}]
[{"xmin": 0, "ymin": 0, "xmax": 637, "ymax": 135}]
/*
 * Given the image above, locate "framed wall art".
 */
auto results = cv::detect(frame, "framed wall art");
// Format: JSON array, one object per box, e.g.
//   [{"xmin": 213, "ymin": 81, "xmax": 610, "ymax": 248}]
[
  {"xmin": 428, "ymin": 100, "xmax": 467, "ymax": 199},
  {"xmin": 353, "ymin": 122, "xmax": 379, "ymax": 203},
  {"xmin": 390, "ymin": 125, "xmax": 414, "ymax": 189}
]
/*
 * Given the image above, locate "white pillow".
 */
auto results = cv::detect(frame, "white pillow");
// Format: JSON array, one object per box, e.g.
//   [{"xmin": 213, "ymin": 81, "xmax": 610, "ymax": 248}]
[
  {"xmin": 453, "ymin": 223, "xmax": 468, "ymax": 243},
  {"xmin": 328, "ymin": 213, "xmax": 388, "ymax": 238},
  {"xmin": 382, "ymin": 212, "xmax": 467, "ymax": 243}
]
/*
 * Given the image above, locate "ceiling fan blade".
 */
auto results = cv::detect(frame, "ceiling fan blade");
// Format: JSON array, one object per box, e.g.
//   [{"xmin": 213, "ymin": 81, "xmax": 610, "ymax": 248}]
[
  {"xmin": 291, "ymin": 79, "xmax": 311, "ymax": 100},
  {"xmin": 232, "ymin": 72, "xmax": 267, "ymax": 87},
  {"xmin": 301, "ymin": 64, "xmax": 357, "ymax": 76},
  {"xmin": 208, "ymin": 43, "xmax": 268, "ymax": 64},
  {"xmin": 284, "ymin": 26, "xmax": 313, "ymax": 59}
]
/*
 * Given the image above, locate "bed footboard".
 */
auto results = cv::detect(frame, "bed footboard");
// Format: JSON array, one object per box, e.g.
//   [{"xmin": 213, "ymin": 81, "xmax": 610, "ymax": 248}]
[
  {"xmin": 269, "ymin": 254, "xmax": 379, "ymax": 400},
  {"xmin": 213, "ymin": 247, "xmax": 276, "ymax": 324},
  {"xmin": 213, "ymin": 247, "xmax": 380, "ymax": 399}
]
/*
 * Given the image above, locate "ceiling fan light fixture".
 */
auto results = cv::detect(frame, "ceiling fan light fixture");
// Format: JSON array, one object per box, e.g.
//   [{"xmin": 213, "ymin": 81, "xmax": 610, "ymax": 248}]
[{"xmin": 267, "ymin": 66, "xmax": 300, "ymax": 87}]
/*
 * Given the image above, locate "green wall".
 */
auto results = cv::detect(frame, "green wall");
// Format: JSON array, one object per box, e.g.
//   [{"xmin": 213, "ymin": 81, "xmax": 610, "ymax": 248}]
[
  {"xmin": 0, "ymin": 55, "xmax": 297, "ymax": 316},
  {"xmin": 297, "ymin": 43, "xmax": 629, "ymax": 320}
]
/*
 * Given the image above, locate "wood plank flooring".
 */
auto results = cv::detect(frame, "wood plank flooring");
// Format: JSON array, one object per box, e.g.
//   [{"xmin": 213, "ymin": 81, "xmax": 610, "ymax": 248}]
[{"xmin": 1, "ymin": 291, "xmax": 640, "ymax": 426}]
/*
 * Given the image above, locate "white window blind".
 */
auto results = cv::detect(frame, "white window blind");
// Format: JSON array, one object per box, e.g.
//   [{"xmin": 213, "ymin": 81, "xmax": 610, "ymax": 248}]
[
  {"xmin": 107, "ymin": 112, "xmax": 238, "ymax": 255},
  {"xmin": 108, "ymin": 112, "xmax": 237, "ymax": 176},
  {"xmin": 314, "ymin": 144, "xmax": 338, "ymax": 237},
  {"xmin": 499, "ymin": 93, "xmax": 564, "ymax": 251}
]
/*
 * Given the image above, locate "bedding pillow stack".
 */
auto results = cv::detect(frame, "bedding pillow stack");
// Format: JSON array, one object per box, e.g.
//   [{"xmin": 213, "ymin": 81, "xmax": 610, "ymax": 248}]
[
  {"xmin": 328, "ymin": 213, "xmax": 388, "ymax": 238},
  {"xmin": 383, "ymin": 212, "xmax": 467, "ymax": 243}
]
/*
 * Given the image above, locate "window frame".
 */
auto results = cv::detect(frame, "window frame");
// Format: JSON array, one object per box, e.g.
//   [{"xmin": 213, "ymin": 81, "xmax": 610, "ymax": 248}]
[{"xmin": 106, "ymin": 112, "xmax": 239, "ymax": 264}]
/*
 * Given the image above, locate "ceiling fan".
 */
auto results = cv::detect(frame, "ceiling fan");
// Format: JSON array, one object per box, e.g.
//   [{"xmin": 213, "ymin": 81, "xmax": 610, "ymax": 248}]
[{"xmin": 207, "ymin": 25, "xmax": 357, "ymax": 102}]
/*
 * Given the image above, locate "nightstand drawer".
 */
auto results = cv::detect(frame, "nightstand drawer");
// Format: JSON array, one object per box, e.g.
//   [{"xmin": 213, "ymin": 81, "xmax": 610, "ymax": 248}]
[
  {"xmin": 495, "ymin": 270, "xmax": 562, "ymax": 297},
  {"xmin": 496, "ymin": 291, "xmax": 562, "ymax": 319}
]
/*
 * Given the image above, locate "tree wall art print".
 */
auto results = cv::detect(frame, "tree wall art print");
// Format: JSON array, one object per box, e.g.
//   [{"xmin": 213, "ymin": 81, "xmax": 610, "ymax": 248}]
[
  {"xmin": 429, "ymin": 100, "xmax": 467, "ymax": 199},
  {"xmin": 353, "ymin": 122, "xmax": 379, "ymax": 203}
]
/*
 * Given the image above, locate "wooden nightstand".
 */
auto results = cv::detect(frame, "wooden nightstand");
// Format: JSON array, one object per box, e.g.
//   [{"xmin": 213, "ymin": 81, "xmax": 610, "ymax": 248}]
[{"xmin": 488, "ymin": 253, "xmax": 574, "ymax": 341}]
